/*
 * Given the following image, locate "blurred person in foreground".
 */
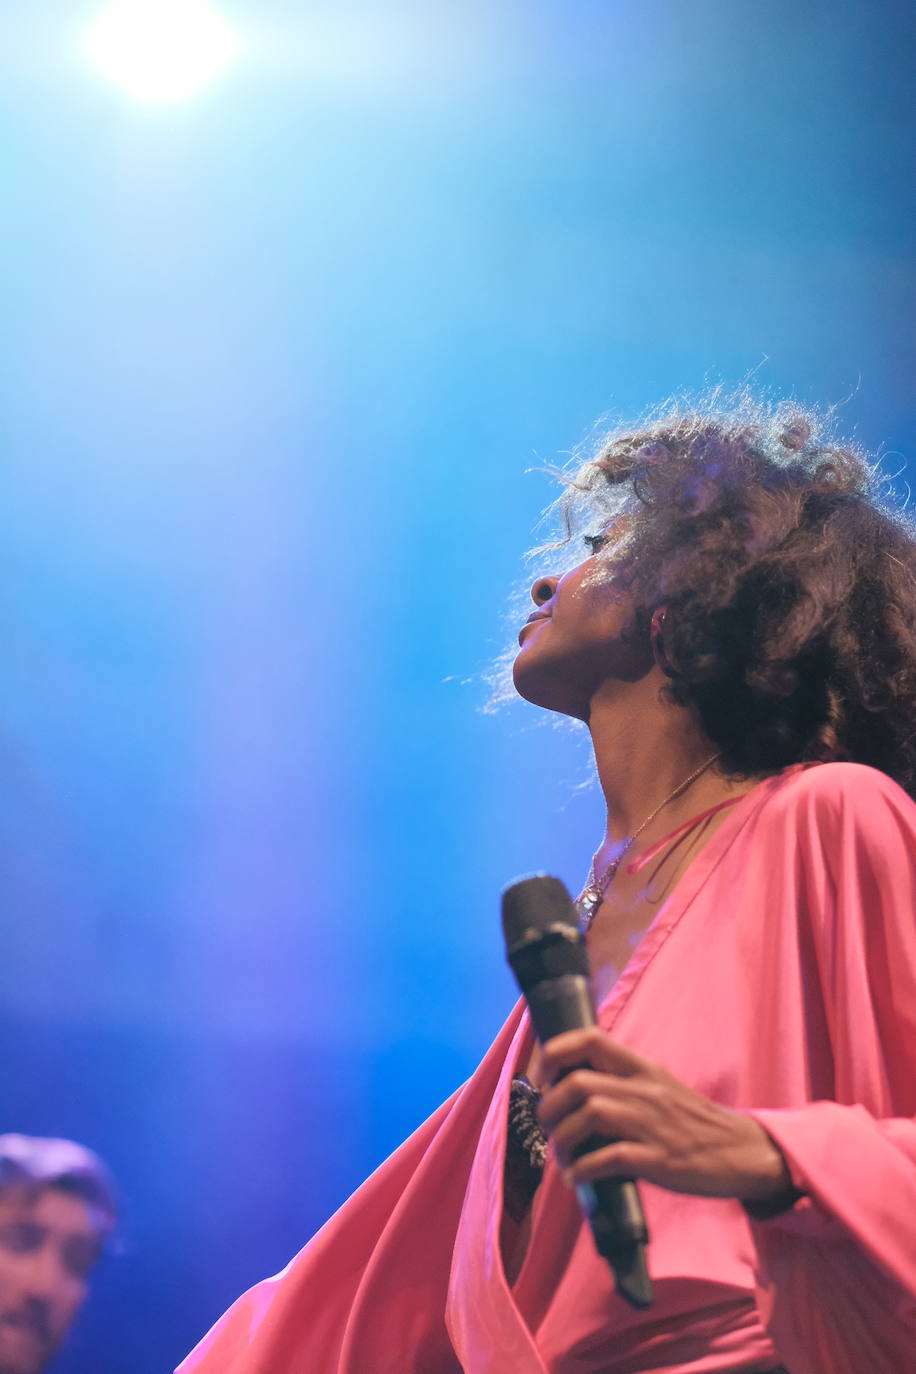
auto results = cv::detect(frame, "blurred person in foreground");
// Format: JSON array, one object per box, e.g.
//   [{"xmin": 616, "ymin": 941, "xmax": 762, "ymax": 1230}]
[
  {"xmin": 179, "ymin": 391, "xmax": 916, "ymax": 1373},
  {"xmin": 0, "ymin": 1135, "xmax": 116, "ymax": 1374}
]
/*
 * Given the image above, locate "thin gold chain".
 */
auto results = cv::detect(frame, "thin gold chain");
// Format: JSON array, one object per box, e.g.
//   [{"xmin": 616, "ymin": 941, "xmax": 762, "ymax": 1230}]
[{"xmin": 577, "ymin": 751, "xmax": 722, "ymax": 928}]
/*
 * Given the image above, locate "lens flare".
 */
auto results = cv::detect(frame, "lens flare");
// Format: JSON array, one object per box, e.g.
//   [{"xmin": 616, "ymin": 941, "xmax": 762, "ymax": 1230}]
[{"xmin": 87, "ymin": 0, "xmax": 241, "ymax": 104}]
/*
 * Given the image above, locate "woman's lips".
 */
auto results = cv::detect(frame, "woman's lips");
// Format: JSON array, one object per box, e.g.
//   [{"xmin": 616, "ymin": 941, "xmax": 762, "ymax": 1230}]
[{"xmin": 518, "ymin": 614, "xmax": 551, "ymax": 645}]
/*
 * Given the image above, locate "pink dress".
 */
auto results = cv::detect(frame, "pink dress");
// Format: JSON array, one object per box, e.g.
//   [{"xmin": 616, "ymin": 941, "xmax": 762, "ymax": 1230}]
[{"xmin": 178, "ymin": 763, "xmax": 916, "ymax": 1373}]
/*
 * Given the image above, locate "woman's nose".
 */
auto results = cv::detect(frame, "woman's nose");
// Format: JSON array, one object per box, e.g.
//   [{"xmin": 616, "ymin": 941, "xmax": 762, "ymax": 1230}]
[{"xmin": 531, "ymin": 576, "xmax": 558, "ymax": 606}]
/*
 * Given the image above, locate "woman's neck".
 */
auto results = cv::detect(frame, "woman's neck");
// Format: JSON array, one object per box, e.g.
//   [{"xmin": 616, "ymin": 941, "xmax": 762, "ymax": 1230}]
[{"xmin": 586, "ymin": 674, "xmax": 752, "ymax": 849}]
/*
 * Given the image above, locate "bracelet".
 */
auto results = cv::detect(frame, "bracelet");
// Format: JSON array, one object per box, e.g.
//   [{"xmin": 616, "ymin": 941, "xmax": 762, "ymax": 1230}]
[{"xmin": 742, "ymin": 1184, "xmax": 805, "ymax": 1220}]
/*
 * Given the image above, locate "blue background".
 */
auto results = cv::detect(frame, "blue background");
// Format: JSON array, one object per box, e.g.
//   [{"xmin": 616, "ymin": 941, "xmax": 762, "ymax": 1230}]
[{"xmin": 1, "ymin": 2, "xmax": 914, "ymax": 1368}]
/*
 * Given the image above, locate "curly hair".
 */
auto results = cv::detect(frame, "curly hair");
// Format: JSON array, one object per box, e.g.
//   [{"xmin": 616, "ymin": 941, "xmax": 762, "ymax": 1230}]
[{"xmin": 525, "ymin": 388, "xmax": 916, "ymax": 797}]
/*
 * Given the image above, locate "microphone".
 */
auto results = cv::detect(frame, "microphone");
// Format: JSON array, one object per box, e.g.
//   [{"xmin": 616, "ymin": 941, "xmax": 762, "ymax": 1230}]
[{"xmin": 501, "ymin": 873, "xmax": 652, "ymax": 1310}]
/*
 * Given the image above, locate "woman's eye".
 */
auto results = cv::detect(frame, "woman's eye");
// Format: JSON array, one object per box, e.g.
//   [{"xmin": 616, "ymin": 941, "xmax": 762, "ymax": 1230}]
[{"xmin": 583, "ymin": 533, "xmax": 609, "ymax": 554}]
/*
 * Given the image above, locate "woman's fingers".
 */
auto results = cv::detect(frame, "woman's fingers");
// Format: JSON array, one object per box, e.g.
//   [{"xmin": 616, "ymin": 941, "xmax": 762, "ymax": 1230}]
[
  {"xmin": 536, "ymin": 1032, "xmax": 669, "ymax": 1173},
  {"xmin": 538, "ymin": 1068, "xmax": 651, "ymax": 1133},
  {"xmin": 546, "ymin": 1096, "xmax": 650, "ymax": 1169},
  {"xmin": 562, "ymin": 1141, "xmax": 660, "ymax": 1185},
  {"xmin": 537, "ymin": 1027, "xmax": 648, "ymax": 1084}
]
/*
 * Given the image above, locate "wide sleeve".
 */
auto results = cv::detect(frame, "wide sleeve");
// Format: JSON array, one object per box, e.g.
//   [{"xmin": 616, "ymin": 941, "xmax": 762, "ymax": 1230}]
[
  {"xmin": 745, "ymin": 764, "xmax": 916, "ymax": 1374},
  {"xmin": 175, "ymin": 1088, "xmax": 464, "ymax": 1374},
  {"xmin": 177, "ymin": 1002, "xmax": 529, "ymax": 1374}
]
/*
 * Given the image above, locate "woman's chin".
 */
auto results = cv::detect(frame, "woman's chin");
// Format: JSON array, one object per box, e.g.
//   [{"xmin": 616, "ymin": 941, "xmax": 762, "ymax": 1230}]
[{"xmin": 512, "ymin": 659, "xmax": 587, "ymax": 719}]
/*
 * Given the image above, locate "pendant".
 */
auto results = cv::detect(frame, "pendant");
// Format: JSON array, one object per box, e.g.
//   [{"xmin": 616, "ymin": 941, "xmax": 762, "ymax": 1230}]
[
  {"xmin": 575, "ymin": 858, "xmax": 621, "ymax": 931},
  {"xmin": 576, "ymin": 886, "xmax": 603, "ymax": 928}
]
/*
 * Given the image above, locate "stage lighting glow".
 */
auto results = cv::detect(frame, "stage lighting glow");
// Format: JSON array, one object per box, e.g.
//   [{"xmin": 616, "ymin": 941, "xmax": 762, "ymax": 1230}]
[{"xmin": 87, "ymin": 1, "xmax": 241, "ymax": 104}]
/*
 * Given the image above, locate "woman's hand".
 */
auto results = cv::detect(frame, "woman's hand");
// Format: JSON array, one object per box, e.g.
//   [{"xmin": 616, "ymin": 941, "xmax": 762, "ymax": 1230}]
[{"xmin": 536, "ymin": 1027, "xmax": 793, "ymax": 1203}]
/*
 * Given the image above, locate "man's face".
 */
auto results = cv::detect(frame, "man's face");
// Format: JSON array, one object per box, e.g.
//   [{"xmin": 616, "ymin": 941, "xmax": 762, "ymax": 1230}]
[{"xmin": 0, "ymin": 1188, "xmax": 101, "ymax": 1374}]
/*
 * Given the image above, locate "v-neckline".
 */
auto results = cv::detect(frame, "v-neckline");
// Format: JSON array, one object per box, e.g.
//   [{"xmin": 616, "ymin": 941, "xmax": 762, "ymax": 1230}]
[
  {"xmin": 596, "ymin": 765, "xmax": 807, "ymax": 1030},
  {"xmin": 508, "ymin": 766, "xmax": 808, "ymax": 1080}
]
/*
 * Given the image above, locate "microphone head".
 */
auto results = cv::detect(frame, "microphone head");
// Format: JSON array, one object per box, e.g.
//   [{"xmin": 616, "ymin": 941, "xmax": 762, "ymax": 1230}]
[{"xmin": 501, "ymin": 873, "xmax": 579, "ymax": 954}]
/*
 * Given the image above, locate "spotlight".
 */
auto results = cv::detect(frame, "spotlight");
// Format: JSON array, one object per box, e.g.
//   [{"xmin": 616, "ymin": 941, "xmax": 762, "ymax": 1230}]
[{"xmin": 87, "ymin": 0, "xmax": 241, "ymax": 104}]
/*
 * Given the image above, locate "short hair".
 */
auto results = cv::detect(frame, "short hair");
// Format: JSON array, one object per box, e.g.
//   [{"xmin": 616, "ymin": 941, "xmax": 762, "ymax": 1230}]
[
  {"xmin": 522, "ymin": 387, "xmax": 916, "ymax": 794},
  {"xmin": 0, "ymin": 1135, "xmax": 117, "ymax": 1239}
]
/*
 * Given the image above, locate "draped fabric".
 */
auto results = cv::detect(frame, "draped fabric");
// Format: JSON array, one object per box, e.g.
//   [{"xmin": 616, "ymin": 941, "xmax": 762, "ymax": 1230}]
[{"xmin": 178, "ymin": 763, "xmax": 916, "ymax": 1373}]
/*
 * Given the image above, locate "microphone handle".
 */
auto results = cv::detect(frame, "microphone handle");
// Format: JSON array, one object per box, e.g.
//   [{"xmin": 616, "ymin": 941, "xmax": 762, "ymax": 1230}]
[{"xmin": 526, "ymin": 974, "xmax": 653, "ymax": 1309}]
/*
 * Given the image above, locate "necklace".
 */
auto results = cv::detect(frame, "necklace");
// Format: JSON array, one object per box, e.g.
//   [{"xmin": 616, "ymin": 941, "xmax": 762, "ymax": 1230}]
[{"xmin": 575, "ymin": 751, "xmax": 722, "ymax": 931}]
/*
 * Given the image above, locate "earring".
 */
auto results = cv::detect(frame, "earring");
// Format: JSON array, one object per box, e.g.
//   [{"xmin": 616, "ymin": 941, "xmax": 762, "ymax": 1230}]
[{"xmin": 650, "ymin": 605, "xmax": 672, "ymax": 675}]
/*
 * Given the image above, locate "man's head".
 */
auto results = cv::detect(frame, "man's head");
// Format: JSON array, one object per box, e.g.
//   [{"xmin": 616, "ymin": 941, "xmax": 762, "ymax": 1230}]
[{"xmin": 0, "ymin": 1136, "xmax": 116, "ymax": 1374}]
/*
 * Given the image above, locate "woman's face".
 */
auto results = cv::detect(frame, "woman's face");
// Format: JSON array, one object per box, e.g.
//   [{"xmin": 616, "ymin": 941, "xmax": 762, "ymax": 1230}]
[{"xmin": 512, "ymin": 538, "xmax": 653, "ymax": 721}]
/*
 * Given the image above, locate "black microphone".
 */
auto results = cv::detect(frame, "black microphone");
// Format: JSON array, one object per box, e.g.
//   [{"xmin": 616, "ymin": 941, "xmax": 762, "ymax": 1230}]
[{"xmin": 501, "ymin": 873, "xmax": 652, "ymax": 1310}]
